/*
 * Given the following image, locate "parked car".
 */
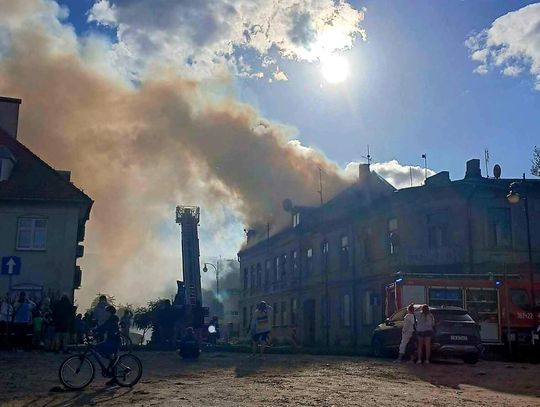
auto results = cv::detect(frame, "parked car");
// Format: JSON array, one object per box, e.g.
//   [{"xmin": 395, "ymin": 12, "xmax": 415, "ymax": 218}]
[{"xmin": 371, "ymin": 305, "xmax": 483, "ymax": 364}]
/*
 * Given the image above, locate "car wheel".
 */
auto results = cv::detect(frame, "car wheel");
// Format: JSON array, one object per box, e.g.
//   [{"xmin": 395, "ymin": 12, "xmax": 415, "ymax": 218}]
[
  {"xmin": 463, "ymin": 354, "xmax": 479, "ymax": 364},
  {"xmin": 372, "ymin": 337, "xmax": 385, "ymax": 358}
]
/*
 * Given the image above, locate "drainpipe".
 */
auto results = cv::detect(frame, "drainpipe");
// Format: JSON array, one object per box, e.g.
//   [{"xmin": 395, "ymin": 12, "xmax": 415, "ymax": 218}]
[{"xmin": 351, "ymin": 221, "xmax": 358, "ymax": 349}]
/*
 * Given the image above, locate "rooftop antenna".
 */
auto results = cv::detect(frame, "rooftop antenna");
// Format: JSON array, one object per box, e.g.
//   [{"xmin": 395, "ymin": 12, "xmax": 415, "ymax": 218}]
[
  {"xmin": 409, "ymin": 167, "xmax": 413, "ymax": 187},
  {"xmin": 421, "ymin": 153, "xmax": 428, "ymax": 182},
  {"xmin": 484, "ymin": 148, "xmax": 490, "ymax": 178},
  {"xmin": 361, "ymin": 145, "xmax": 372, "ymax": 168},
  {"xmin": 317, "ymin": 166, "xmax": 324, "ymax": 206}
]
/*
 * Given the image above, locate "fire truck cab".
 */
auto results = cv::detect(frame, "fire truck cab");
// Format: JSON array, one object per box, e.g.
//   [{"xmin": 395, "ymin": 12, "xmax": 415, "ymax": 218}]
[{"xmin": 385, "ymin": 273, "xmax": 540, "ymax": 347}]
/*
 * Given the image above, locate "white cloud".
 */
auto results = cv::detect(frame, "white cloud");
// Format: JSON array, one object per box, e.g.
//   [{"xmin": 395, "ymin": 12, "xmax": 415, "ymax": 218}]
[
  {"xmin": 345, "ymin": 160, "xmax": 436, "ymax": 189},
  {"xmin": 466, "ymin": 3, "xmax": 540, "ymax": 89},
  {"xmin": 86, "ymin": 0, "xmax": 365, "ymax": 79},
  {"xmin": 87, "ymin": 0, "xmax": 117, "ymax": 27},
  {"xmin": 273, "ymin": 69, "xmax": 288, "ymax": 81}
]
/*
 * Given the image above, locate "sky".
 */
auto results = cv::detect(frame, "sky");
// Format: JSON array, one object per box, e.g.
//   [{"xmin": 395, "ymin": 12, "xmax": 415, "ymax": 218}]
[
  {"xmin": 56, "ymin": 0, "xmax": 540, "ymax": 179},
  {"xmin": 1, "ymin": 0, "xmax": 540, "ymax": 307}
]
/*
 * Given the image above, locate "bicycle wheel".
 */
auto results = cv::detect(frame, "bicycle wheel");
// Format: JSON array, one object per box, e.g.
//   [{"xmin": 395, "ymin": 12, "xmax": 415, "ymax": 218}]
[
  {"xmin": 59, "ymin": 355, "xmax": 95, "ymax": 390},
  {"xmin": 113, "ymin": 354, "xmax": 142, "ymax": 387}
]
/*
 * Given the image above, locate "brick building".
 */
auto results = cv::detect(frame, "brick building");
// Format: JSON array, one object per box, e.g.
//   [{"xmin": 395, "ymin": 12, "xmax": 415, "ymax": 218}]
[{"xmin": 238, "ymin": 160, "xmax": 540, "ymax": 348}]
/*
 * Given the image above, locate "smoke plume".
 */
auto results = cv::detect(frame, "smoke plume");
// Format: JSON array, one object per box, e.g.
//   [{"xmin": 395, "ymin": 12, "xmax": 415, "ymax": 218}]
[{"xmin": 0, "ymin": 1, "xmax": 351, "ymax": 307}]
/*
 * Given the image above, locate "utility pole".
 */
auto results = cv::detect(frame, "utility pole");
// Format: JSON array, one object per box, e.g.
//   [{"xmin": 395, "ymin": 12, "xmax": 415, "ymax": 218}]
[{"xmin": 421, "ymin": 154, "xmax": 428, "ymax": 182}]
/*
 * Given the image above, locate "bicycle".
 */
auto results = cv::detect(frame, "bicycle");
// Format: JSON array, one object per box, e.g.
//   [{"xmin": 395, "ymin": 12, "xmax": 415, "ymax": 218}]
[{"xmin": 58, "ymin": 336, "xmax": 142, "ymax": 390}]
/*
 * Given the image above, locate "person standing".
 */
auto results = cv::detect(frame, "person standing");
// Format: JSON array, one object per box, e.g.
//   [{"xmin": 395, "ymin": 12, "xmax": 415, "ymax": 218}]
[
  {"xmin": 52, "ymin": 294, "xmax": 74, "ymax": 353},
  {"xmin": 397, "ymin": 304, "xmax": 416, "ymax": 361},
  {"xmin": 416, "ymin": 304, "xmax": 435, "ymax": 364},
  {"xmin": 0, "ymin": 294, "xmax": 14, "ymax": 348},
  {"xmin": 119, "ymin": 309, "xmax": 132, "ymax": 339},
  {"xmin": 13, "ymin": 292, "xmax": 35, "ymax": 350},
  {"xmin": 249, "ymin": 301, "xmax": 272, "ymax": 358},
  {"xmin": 93, "ymin": 295, "xmax": 109, "ymax": 341}
]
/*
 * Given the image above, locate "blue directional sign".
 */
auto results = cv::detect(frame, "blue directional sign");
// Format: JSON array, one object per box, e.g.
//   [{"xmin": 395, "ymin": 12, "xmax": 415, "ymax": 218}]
[{"xmin": 1, "ymin": 256, "xmax": 21, "ymax": 275}]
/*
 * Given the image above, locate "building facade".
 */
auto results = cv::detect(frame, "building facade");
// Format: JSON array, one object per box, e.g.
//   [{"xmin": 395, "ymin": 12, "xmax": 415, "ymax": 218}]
[
  {"xmin": 238, "ymin": 160, "xmax": 540, "ymax": 348},
  {"xmin": 0, "ymin": 96, "xmax": 93, "ymax": 302}
]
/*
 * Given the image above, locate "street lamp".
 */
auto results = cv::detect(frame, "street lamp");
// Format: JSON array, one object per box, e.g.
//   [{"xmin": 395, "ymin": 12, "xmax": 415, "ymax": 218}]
[
  {"xmin": 507, "ymin": 174, "xmax": 538, "ymax": 343},
  {"xmin": 202, "ymin": 258, "xmax": 220, "ymax": 317}
]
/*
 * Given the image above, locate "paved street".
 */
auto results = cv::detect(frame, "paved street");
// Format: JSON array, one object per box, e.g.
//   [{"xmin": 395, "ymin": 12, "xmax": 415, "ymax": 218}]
[{"xmin": 1, "ymin": 351, "xmax": 539, "ymax": 406}]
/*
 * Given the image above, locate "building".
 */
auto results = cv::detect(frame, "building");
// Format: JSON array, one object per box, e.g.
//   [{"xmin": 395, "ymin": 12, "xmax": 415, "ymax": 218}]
[
  {"xmin": 0, "ymin": 96, "xmax": 93, "ymax": 302},
  {"xmin": 238, "ymin": 159, "xmax": 540, "ymax": 348}
]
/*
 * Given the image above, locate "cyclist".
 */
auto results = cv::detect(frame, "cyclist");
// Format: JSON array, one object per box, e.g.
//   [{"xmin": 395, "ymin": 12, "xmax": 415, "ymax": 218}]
[{"xmin": 93, "ymin": 305, "xmax": 121, "ymax": 385}]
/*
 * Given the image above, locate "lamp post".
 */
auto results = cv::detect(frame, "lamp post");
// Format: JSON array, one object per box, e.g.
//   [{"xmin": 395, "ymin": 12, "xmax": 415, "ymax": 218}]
[
  {"xmin": 507, "ymin": 174, "xmax": 538, "ymax": 341},
  {"xmin": 203, "ymin": 258, "xmax": 220, "ymax": 317}
]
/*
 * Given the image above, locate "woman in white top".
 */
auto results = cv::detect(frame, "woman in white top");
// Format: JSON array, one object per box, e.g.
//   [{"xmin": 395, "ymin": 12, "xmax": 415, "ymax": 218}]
[{"xmin": 416, "ymin": 304, "xmax": 435, "ymax": 364}]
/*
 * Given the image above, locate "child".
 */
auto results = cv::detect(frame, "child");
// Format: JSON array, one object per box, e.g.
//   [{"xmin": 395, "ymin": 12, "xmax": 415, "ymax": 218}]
[
  {"xmin": 93, "ymin": 305, "xmax": 121, "ymax": 385},
  {"xmin": 32, "ymin": 309, "xmax": 44, "ymax": 350}
]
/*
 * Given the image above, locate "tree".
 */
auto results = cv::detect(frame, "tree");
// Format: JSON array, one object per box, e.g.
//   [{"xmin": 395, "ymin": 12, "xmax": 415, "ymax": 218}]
[{"xmin": 532, "ymin": 146, "xmax": 540, "ymax": 177}]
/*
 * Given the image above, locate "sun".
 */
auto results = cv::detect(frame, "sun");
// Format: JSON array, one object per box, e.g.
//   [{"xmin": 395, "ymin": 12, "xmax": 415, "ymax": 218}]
[{"xmin": 321, "ymin": 55, "xmax": 349, "ymax": 84}]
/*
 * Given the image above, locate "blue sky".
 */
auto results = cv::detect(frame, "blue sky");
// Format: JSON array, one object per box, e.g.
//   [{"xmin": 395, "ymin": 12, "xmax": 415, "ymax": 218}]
[{"xmin": 57, "ymin": 0, "xmax": 540, "ymax": 180}]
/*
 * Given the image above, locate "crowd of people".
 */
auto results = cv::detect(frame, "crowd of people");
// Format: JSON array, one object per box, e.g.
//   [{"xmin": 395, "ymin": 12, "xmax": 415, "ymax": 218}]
[{"xmin": 0, "ymin": 292, "xmax": 133, "ymax": 353}]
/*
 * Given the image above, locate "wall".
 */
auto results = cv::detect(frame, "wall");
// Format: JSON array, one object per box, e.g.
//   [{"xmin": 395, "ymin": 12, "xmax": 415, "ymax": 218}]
[{"xmin": 0, "ymin": 201, "xmax": 80, "ymax": 301}]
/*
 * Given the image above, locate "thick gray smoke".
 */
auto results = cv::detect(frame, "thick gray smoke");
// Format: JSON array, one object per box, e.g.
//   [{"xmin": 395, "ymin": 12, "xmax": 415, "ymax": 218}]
[{"xmin": 0, "ymin": 2, "xmax": 351, "ymax": 307}]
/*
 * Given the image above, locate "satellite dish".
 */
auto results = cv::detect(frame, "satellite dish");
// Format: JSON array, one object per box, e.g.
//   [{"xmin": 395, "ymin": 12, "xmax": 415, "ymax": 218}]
[
  {"xmin": 493, "ymin": 164, "xmax": 501, "ymax": 179},
  {"xmin": 282, "ymin": 198, "xmax": 293, "ymax": 212}
]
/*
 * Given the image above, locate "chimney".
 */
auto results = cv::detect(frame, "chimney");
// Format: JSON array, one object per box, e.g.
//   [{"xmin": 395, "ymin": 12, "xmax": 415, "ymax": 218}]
[
  {"xmin": 465, "ymin": 159, "xmax": 482, "ymax": 179},
  {"xmin": 358, "ymin": 163, "xmax": 370, "ymax": 182},
  {"xmin": 0, "ymin": 96, "xmax": 21, "ymax": 139}
]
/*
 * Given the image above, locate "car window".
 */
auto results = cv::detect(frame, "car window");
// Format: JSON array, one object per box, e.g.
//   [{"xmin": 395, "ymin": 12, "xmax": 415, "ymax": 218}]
[
  {"xmin": 433, "ymin": 310, "xmax": 473, "ymax": 322},
  {"xmin": 389, "ymin": 309, "xmax": 407, "ymax": 322}
]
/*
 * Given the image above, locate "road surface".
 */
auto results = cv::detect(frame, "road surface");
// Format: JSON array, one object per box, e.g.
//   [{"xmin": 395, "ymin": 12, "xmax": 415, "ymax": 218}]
[{"xmin": 1, "ymin": 351, "xmax": 539, "ymax": 406}]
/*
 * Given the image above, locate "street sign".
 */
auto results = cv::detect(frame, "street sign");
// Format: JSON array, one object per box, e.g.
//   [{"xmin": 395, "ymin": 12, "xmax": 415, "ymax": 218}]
[{"xmin": 1, "ymin": 256, "xmax": 21, "ymax": 275}]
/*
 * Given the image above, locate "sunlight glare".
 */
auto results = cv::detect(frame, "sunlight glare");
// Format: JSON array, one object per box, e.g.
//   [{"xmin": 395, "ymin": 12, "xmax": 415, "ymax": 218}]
[{"xmin": 321, "ymin": 55, "xmax": 350, "ymax": 84}]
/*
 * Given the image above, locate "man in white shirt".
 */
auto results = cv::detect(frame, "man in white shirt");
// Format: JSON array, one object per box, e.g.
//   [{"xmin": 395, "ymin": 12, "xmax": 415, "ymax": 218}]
[{"xmin": 397, "ymin": 303, "xmax": 416, "ymax": 361}]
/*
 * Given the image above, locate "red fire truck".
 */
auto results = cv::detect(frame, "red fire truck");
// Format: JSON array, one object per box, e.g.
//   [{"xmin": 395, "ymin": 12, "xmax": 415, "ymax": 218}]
[{"xmin": 384, "ymin": 273, "xmax": 540, "ymax": 347}]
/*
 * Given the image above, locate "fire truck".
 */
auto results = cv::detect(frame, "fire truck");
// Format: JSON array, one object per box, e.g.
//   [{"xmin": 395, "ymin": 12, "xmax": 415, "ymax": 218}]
[{"xmin": 384, "ymin": 273, "xmax": 540, "ymax": 348}]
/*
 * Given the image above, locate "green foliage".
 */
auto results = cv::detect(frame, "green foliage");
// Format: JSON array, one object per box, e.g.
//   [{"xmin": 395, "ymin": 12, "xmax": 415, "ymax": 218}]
[
  {"xmin": 532, "ymin": 146, "xmax": 540, "ymax": 177},
  {"xmin": 132, "ymin": 299, "xmax": 163, "ymax": 345}
]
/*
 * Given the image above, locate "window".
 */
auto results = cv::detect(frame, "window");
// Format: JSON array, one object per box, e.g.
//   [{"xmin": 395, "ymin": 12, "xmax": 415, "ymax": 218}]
[
  {"xmin": 16, "ymin": 218, "xmax": 47, "ymax": 250},
  {"xmin": 242, "ymin": 307, "xmax": 247, "ymax": 328},
  {"xmin": 281, "ymin": 301, "xmax": 287, "ymax": 326},
  {"xmin": 273, "ymin": 302, "xmax": 278, "ymax": 326},
  {"xmin": 510, "ymin": 289, "xmax": 529, "ymax": 309},
  {"xmin": 342, "ymin": 294, "xmax": 351, "ymax": 327},
  {"xmin": 249, "ymin": 305, "xmax": 253, "ymax": 323},
  {"xmin": 306, "ymin": 247, "xmax": 313, "ymax": 274},
  {"xmin": 292, "ymin": 250, "xmax": 298, "ymax": 274},
  {"xmin": 363, "ymin": 228, "xmax": 372, "ymax": 260},
  {"xmin": 427, "ymin": 211, "xmax": 449, "ymax": 248},
  {"xmin": 488, "ymin": 208, "xmax": 512, "ymax": 248},
  {"xmin": 274, "ymin": 256, "xmax": 280, "ymax": 281},
  {"xmin": 243, "ymin": 268, "xmax": 248, "ymax": 290},
  {"xmin": 264, "ymin": 260, "xmax": 270, "ymax": 290},
  {"xmin": 290, "ymin": 298, "xmax": 297, "ymax": 325},
  {"xmin": 256, "ymin": 263, "xmax": 262, "ymax": 289},
  {"xmin": 293, "ymin": 212, "xmax": 300, "ymax": 228},
  {"xmin": 340, "ymin": 235, "xmax": 349, "ymax": 269},
  {"xmin": 250, "ymin": 266, "xmax": 255, "ymax": 290},
  {"xmin": 322, "ymin": 241, "xmax": 329, "ymax": 254},
  {"xmin": 388, "ymin": 218, "xmax": 399, "ymax": 255},
  {"xmin": 281, "ymin": 254, "xmax": 287, "ymax": 279}
]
